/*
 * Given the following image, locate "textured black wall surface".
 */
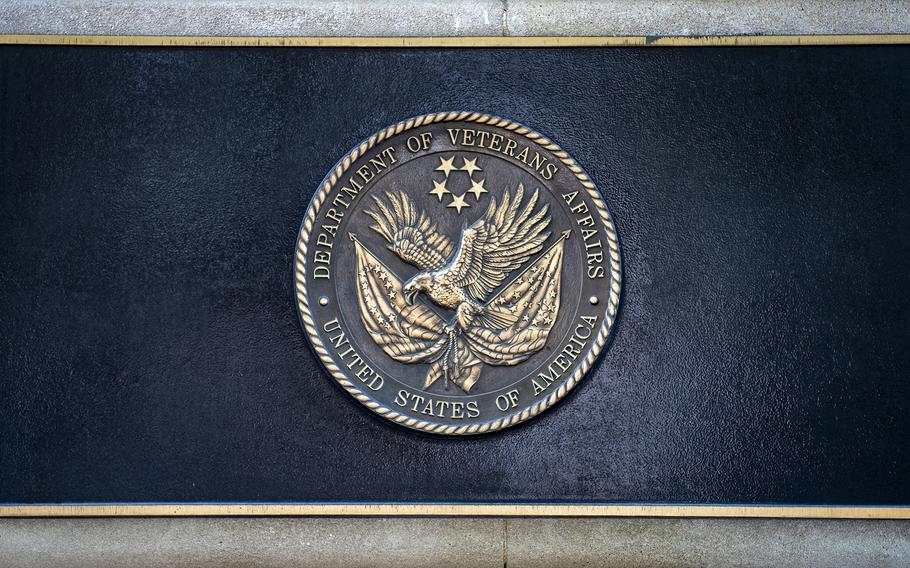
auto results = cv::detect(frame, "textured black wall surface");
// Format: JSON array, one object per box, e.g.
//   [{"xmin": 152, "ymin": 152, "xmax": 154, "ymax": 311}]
[{"xmin": 1, "ymin": 46, "xmax": 908, "ymax": 505}]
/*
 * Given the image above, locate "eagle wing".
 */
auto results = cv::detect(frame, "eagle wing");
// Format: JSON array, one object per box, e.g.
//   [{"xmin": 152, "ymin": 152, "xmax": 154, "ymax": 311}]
[
  {"xmin": 447, "ymin": 184, "xmax": 551, "ymax": 301},
  {"xmin": 351, "ymin": 234, "xmax": 447, "ymax": 364},
  {"xmin": 366, "ymin": 191, "xmax": 454, "ymax": 271}
]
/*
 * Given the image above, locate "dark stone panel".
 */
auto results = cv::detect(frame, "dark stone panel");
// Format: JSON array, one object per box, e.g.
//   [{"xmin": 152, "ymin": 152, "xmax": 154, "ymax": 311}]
[{"xmin": 0, "ymin": 46, "xmax": 908, "ymax": 504}]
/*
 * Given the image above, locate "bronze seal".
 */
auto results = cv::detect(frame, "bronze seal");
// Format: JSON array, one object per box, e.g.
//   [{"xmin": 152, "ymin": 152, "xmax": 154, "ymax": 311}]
[{"xmin": 295, "ymin": 112, "xmax": 621, "ymax": 434}]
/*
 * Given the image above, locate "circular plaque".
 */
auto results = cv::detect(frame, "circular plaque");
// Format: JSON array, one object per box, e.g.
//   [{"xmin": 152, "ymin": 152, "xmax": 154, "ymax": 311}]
[{"xmin": 294, "ymin": 112, "xmax": 621, "ymax": 435}]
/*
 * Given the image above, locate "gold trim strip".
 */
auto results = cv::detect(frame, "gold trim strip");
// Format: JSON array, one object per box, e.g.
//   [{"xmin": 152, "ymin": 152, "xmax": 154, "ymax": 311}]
[
  {"xmin": 1, "ymin": 504, "xmax": 908, "ymax": 518},
  {"xmin": 1, "ymin": 29, "xmax": 907, "ymax": 520},
  {"xmin": 0, "ymin": 34, "xmax": 909, "ymax": 47}
]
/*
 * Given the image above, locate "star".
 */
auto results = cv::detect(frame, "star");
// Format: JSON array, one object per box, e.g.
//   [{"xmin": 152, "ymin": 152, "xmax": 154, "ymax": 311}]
[
  {"xmin": 429, "ymin": 179, "xmax": 450, "ymax": 201},
  {"xmin": 447, "ymin": 193, "xmax": 470, "ymax": 214},
  {"xmin": 468, "ymin": 178, "xmax": 488, "ymax": 200},
  {"xmin": 460, "ymin": 157, "xmax": 482, "ymax": 176},
  {"xmin": 435, "ymin": 156, "xmax": 457, "ymax": 177}
]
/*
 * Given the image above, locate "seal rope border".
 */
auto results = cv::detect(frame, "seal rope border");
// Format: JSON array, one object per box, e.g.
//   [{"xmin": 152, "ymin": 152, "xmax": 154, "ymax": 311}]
[{"xmin": 295, "ymin": 112, "xmax": 622, "ymax": 435}]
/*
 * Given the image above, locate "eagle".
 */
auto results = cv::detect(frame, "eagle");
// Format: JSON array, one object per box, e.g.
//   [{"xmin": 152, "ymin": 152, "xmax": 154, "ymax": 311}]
[
  {"xmin": 353, "ymin": 184, "xmax": 568, "ymax": 392},
  {"xmin": 367, "ymin": 184, "xmax": 551, "ymax": 330}
]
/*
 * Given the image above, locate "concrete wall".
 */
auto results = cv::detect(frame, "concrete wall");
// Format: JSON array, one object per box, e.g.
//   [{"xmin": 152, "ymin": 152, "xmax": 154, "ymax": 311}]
[
  {"xmin": 1, "ymin": 0, "xmax": 909, "ymax": 37},
  {"xmin": 3, "ymin": 517, "xmax": 910, "ymax": 567}
]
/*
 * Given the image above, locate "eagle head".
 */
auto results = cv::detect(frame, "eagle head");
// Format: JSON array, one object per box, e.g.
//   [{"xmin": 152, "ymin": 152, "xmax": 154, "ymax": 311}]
[{"xmin": 402, "ymin": 273, "xmax": 432, "ymax": 305}]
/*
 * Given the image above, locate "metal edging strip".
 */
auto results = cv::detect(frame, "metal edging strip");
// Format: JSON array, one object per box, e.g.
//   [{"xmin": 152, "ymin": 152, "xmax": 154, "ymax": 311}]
[
  {"xmin": 1, "ymin": 504, "xmax": 908, "ymax": 519},
  {"xmin": 0, "ymin": 34, "xmax": 910, "ymax": 47},
  {"xmin": 1, "ymin": 30, "xmax": 907, "ymax": 520}
]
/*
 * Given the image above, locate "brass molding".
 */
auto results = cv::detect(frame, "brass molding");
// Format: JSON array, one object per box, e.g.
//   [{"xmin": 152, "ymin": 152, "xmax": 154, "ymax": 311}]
[
  {"xmin": 3, "ymin": 30, "xmax": 907, "ymax": 521},
  {"xmin": 1, "ymin": 504, "xmax": 908, "ymax": 519},
  {"xmin": 1, "ymin": 34, "xmax": 910, "ymax": 47}
]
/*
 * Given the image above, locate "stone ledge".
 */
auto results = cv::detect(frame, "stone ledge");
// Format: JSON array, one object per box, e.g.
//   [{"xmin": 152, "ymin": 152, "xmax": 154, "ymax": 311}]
[
  {"xmin": 1, "ymin": 517, "xmax": 909, "ymax": 567},
  {"xmin": 0, "ymin": 0, "xmax": 908, "ymax": 37}
]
